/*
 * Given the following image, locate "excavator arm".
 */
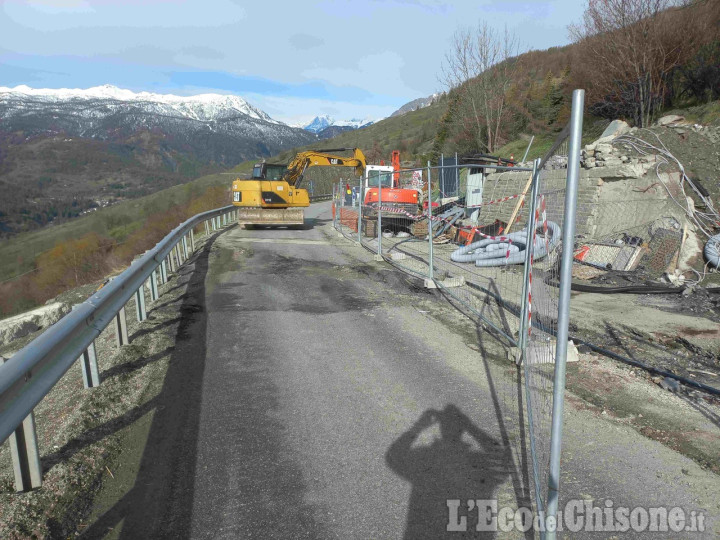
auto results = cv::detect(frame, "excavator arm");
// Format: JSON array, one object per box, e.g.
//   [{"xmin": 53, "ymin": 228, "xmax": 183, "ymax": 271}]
[{"xmin": 283, "ymin": 148, "xmax": 366, "ymax": 187}]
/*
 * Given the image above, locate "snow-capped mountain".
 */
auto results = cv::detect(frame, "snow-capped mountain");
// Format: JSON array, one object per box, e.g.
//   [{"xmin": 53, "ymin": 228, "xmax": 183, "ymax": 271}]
[
  {"xmin": 0, "ymin": 85, "xmax": 317, "ymax": 236},
  {"xmin": 0, "ymin": 85, "xmax": 315, "ymax": 161},
  {"xmin": 0, "ymin": 84, "xmax": 279, "ymax": 124},
  {"xmin": 390, "ymin": 93, "xmax": 442, "ymax": 118},
  {"xmin": 303, "ymin": 115, "xmax": 375, "ymax": 134}
]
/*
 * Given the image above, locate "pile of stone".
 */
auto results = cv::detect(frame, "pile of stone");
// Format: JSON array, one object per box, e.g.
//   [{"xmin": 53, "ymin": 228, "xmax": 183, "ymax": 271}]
[{"xmin": 582, "ymin": 142, "xmax": 634, "ymax": 169}]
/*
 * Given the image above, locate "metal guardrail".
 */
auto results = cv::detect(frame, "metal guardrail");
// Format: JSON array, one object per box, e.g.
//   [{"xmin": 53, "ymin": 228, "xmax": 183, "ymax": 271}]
[
  {"xmin": 0, "ymin": 204, "xmax": 236, "ymax": 491},
  {"xmin": 309, "ymin": 193, "xmax": 332, "ymax": 202}
]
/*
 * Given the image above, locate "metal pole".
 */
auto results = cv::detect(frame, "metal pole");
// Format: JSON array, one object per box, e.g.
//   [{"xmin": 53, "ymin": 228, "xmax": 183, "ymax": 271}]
[
  {"xmin": 455, "ymin": 152, "xmax": 459, "ymax": 197},
  {"xmin": 440, "ymin": 154, "xmax": 444, "ymax": 198},
  {"xmin": 2, "ymin": 356, "xmax": 42, "ymax": 491},
  {"xmin": 427, "ymin": 161, "xmax": 434, "ymax": 281},
  {"xmin": 189, "ymin": 228, "xmax": 195, "ymax": 252},
  {"xmin": 545, "ymin": 89, "xmax": 584, "ymax": 540},
  {"xmin": 358, "ymin": 176, "xmax": 363, "ymax": 244},
  {"xmin": 115, "ymin": 306, "xmax": 129, "ymax": 348},
  {"xmin": 517, "ymin": 158, "xmax": 541, "ymax": 361},
  {"xmin": 160, "ymin": 259, "xmax": 168, "ymax": 285},
  {"xmin": 182, "ymin": 235, "xmax": 189, "ymax": 260},
  {"xmin": 377, "ymin": 173, "xmax": 383, "ymax": 256},
  {"xmin": 79, "ymin": 341, "xmax": 100, "ymax": 389},
  {"xmin": 205, "ymin": 220, "xmax": 210, "ymax": 236},
  {"xmin": 522, "ymin": 135, "xmax": 535, "ymax": 163}
]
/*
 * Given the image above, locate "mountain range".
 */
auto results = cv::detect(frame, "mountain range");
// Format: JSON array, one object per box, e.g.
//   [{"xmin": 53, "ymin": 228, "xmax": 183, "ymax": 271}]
[
  {"xmin": 302, "ymin": 115, "xmax": 375, "ymax": 136},
  {"xmin": 0, "ymin": 85, "xmax": 319, "ymax": 236},
  {"xmin": 0, "ymin": 84, "xmax": 440, "ymax": 236}
]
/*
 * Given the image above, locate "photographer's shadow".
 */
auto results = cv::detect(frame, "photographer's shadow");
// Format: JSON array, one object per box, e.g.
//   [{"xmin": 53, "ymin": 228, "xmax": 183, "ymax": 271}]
[{"xmin": 386, "ymin": 405, "xmax": 512, "ymax": 539}]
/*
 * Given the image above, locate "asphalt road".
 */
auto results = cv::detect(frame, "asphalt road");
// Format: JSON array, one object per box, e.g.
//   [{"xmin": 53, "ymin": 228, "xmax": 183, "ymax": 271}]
[{"xmin": 90, "ymin": 201, "xmax": 720, "ymax": 539}]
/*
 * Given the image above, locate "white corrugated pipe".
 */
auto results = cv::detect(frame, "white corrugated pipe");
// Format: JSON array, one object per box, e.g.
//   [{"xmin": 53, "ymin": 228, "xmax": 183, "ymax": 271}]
[
  {"xmin": 450, "ymin": 221, "xmax": 561, "ymax": 267},
  {"xmin": 705, "ymin": 234, "xmax": 720, "ymax": 268}
]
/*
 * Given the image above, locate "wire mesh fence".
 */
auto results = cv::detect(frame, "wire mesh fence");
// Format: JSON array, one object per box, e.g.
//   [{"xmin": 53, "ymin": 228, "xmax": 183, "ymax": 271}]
[
  {"xmin": 523, "ymin": 143, "xmax": 570, "ymax": 525},
  {"xmin": 330, "ymin": 91, "xmax": 589, "ymax": 536}
]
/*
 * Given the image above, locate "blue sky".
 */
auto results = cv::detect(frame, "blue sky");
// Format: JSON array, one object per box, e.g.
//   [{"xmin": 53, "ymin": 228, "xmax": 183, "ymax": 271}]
[{"xmin": 0, "ymin": 0, "xmax": 585, "ymax": 125}]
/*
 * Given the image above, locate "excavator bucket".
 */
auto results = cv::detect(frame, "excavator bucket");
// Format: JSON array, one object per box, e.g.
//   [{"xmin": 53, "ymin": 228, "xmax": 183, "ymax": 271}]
[{"xmin": 236, "ymin": 207, "xmax": 305, "ymax": 228}]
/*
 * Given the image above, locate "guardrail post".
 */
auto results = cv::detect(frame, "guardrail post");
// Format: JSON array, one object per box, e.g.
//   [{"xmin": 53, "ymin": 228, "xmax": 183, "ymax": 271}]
[
  {"xmin": 160, "ymin": 259, "xmax": 168, "ymax": 285},
  {"xmin": 115, "ymin": 306, "xmax": 130, "ymax": 347},
  {"xmin": 174, "ymin": 243, "xmax": 182, "ymax": 267},
  {"xmin": 189, "ymin": 228, "xmax": 195, "ymax": 252},
  {"xmin": 205, "ymin": 220, "xmax": 210, "ymax": 236},
  {"xmin": 79, "ymin": 341, "xmax": 100, "ymax": 389},
  {"xmin": 135, "ymin": 286, "xmax": 147, "ymax": 322},
  {"xmin": 182, "ymin": 235, "xmax": 189, "ymax": 260},
  {"xmin": 1, "ymin": 356, "xmax": 42, "ymax": 492},
  {"xmin": 167, "ymin": 251, "xmax": 175, "ymax": 273},
  {"xmin": 149, "ymin": 269, "xmax": 159, "ymax": 301}
]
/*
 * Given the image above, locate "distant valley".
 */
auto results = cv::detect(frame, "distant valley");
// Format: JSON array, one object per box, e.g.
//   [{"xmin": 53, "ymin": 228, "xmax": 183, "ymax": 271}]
[{"xmin": 0, "ymin": 85, "xmax": 316, "ymax": 236}]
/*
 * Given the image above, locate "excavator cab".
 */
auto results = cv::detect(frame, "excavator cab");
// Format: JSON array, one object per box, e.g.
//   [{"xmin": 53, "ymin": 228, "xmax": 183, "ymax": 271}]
[
  {"xmin": 252, "ymin": 163, "xmax": 287, "ymax": 181},
  {"xmin": 366, "ymin": 168, "xmax": 393, "ymax": 188}
]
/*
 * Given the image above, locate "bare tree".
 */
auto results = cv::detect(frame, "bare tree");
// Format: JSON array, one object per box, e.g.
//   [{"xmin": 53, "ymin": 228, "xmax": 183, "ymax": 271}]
[
  {"xmin": 440, "ymin": 23, "xmax": 519, "ymax": 154},
  {"xmin": 569, "ymin": 0, "xmax": 706, "ymax": 127}
]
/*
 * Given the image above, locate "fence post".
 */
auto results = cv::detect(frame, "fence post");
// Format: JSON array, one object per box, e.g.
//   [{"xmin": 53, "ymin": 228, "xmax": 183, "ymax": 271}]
[
  {"xmin": 358, "ymin": 176, "xmax": 363, "ymax": 244},
  {"xmin": 517, "ymin": 159, "xmax": 541, "ymax": 361},
  {"xmin": 427, "ymin": 161, "xmax": 434, "ymax": 281},
  {"xmin": 135, "ymin": 286, "xmax": 147, "ymax": 322},
  {"xmin": 2, "ymin": 356, "xmax": 42, "ymax": 492},
  {"xmin": 377, "ymin": 174, "xmax": 383, "ymax": 257},
  {"xmin": 545, "ymin": 89, "xmax": 584, "ymax": 540},
  {"xmin": 115, "ymin": 306, "xmax": 129, "ymax": 347},
  {"xmin": 332, "ymin": 183, "xmax": 337, "ymax": 228},
  {"xmin": 79, "ymin": 340, "xmax": 100, "ymax": 389}
]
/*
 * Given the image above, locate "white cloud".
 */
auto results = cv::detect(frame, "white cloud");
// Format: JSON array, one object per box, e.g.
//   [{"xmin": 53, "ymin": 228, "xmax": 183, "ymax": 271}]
[{"xmin": 302, "ymin": 51, "xmax": 420, "ymax": 99}]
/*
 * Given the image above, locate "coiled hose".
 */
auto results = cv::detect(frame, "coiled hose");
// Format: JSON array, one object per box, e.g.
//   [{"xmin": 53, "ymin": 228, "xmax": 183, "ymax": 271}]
[
  {"xmin": 705, "ymin": 234, "xmax": 720, "ymax": 268},
  {"xmin": 450, "ymin": 221, "xmax": 561, "ymax": 267}
]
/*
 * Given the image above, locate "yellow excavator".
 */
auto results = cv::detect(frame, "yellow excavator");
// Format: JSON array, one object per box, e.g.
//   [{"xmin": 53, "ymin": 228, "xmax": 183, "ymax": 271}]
[{"xmin": 231, "ymin": 148, "xmax": 366, "ymax": 228}]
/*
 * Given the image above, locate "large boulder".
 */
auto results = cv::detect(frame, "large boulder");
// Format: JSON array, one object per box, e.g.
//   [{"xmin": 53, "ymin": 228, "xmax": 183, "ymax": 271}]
[
  {"xmin": 656, "ymin": 114, "xmax": 685, "ymax": 126},
  {"xmin": 0, "ymin": 302, "xmax": 71, "ymax": 347},
  {"xmin": 595, "ymin": 119, "xmax": 631, "ymax": 144}
]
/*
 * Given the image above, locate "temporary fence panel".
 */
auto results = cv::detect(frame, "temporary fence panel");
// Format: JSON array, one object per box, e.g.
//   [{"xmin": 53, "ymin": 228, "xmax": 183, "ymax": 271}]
[{"xmin": 332, "ymin": 91, "xmax": 587, "ymax": 537}]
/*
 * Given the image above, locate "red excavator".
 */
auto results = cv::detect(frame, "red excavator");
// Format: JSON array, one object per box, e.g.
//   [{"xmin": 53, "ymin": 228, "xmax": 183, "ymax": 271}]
[{"xmin": 363, "ymin": 150, "xmax": 421, "ymax": 216}]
